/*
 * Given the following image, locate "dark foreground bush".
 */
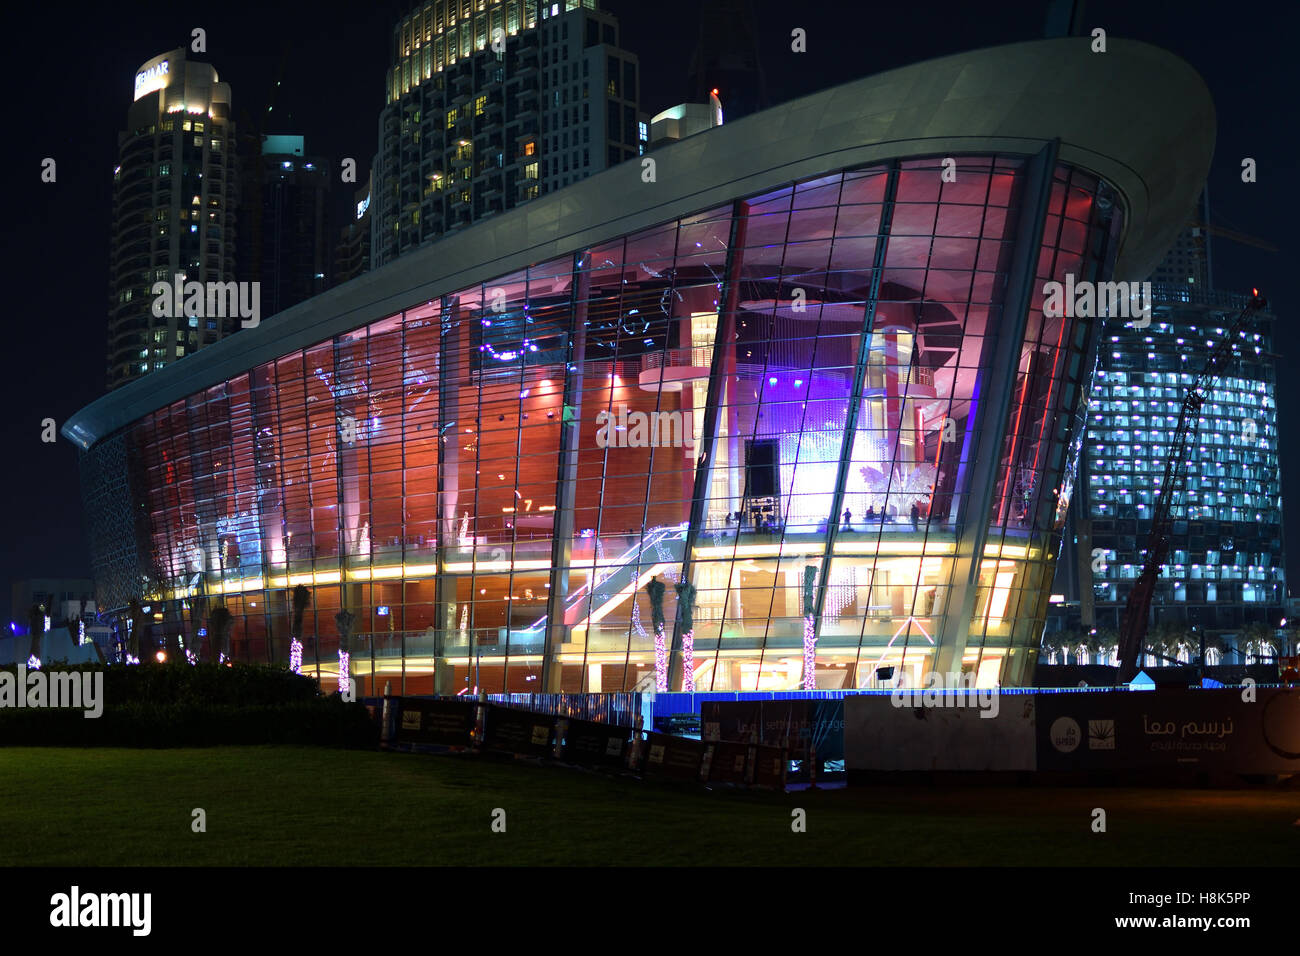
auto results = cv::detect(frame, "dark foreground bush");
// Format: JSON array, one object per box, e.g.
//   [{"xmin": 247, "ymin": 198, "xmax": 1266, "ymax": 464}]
[
  {"xmin": 0, "ymin": 661, "xmax": 323, "ymax": 707},
  {"xmin": 0, "ymin": 696, "xmax": 377, "ymax": 748},
  {"xmin": 0, "ymin": 662, "xmax": 377, "ymax": 747}
]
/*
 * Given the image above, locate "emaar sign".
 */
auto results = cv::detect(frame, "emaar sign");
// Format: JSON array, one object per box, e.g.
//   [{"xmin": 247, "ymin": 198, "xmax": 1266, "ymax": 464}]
[{"xmin": 134, "ymin": 60, "xmax": 170, "ymax": 101}]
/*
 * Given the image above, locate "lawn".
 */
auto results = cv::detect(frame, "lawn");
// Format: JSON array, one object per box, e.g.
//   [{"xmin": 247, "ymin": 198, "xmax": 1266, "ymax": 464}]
[{"xmin": 2, "ymin": 746, "xmax": 1298, "ymax": 866}]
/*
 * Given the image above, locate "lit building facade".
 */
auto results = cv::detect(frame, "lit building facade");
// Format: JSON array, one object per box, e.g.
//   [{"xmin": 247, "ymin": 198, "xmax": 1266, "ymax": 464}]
[
  {"xmin": 257, "ymin": 135, "xmax": 330, "ymax": 316},
  {"xmin": 108, "ymin": 49, "xmax": 238, "ymax": 390},
  {"xmin": 371, "ymin": 0, "xmax": 645, "ymax": 268},
  {"xmin": 70, "ymin": 38, "xmax": 1213, "ymax": 693},
  {"xmin": 1081, "ymin": 284, "xmax": 1285, "ymax": 640},
  {"xmin": 335, "ymin": 174, "xmax": 373, "ymax": 286}
]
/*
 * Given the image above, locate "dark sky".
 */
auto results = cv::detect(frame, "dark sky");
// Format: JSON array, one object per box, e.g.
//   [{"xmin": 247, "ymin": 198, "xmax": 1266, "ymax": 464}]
[{"xmin": 1, "ymin": 0, "xmax": 1295, "ymax": 625}]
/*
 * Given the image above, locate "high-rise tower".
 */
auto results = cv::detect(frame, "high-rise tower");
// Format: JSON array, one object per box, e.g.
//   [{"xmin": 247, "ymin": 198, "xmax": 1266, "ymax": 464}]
[
  {"xmin": 371, "ymin": 0, "xmax": 645, "ymax": 268},
  {"xmin": 259, "ymin": 135, "xmax": 329, "ymax": 315},
  {"xmin": 107, "ymin": 49, "xmax": 239, "ymax": 390},
  {"xmin": 1073, "ymin": 207, "xmax": 1286, "ymax": 659},
  {"xmin": 686, "ymin": 0, "xmax": 767, "ymax": 120}
]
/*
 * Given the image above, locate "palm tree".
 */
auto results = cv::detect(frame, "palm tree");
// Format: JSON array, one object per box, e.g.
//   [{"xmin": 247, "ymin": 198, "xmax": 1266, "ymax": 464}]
[
  {"xmin": 1091, "ymin": 627, "xmax": 1119, "ymax": 666},
  {"xmin": 674, "ymin": 582, "xmax": 696, "ymax": 692},
  {"xmin": 335, "ymin": 609, "xmax": 356, "ymax": 697},
  {"xmin": 1039, "ymin": 631, "xmax": 1066, "ymax": 665},
  {"xmin": 289, "ymin": 585, "xmax": 311, "ymax": 674},
  {"xmin": 208, "ymin": 606, "xmax": 233, "ymax": 663},
  {"xmin": 125, "ymin": 598, "xmax": 147, "ymax": 663},
  {"xmin": 1241, "ymin": 621, "xmax": 1277, "ymax": 664},
  {"xmin": 1203, "ymin": 632, "xmax": 1228, "ymax": 666},
  {"xmin": 26, "ymin": 603, "xmax": 45, "ymax": 667},
  {"xmin": 1150, "ymin": 621, "xmax": 1189, "ymax": 666},
  {"xmin": 645, "ymin": 576, "xmax": 667, "ymax": 690}
]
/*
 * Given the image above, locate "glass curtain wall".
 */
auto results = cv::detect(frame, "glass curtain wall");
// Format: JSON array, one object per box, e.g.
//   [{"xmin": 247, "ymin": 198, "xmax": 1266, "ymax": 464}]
[{"xmin": 123, "ymin": 155, "xmax": 1120, "ymax": 692}]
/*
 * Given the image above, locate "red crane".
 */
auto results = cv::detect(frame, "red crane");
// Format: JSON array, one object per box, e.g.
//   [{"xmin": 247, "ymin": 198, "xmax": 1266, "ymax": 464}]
[{"xmin": 1115, "ymin": 290, "xmax": 1269, "ymax": 682}]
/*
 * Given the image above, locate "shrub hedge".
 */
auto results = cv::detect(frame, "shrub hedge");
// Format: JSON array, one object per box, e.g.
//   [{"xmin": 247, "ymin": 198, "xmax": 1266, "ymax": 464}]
[{"xmin": 0, "ymin": 662, "xmax": 377, "ymax": 748}]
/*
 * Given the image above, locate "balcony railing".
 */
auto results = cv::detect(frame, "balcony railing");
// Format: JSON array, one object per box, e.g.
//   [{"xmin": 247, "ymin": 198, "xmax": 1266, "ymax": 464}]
[{"xmin": 640, "ymin": 347, "xmax": 712, "ymax": 373}]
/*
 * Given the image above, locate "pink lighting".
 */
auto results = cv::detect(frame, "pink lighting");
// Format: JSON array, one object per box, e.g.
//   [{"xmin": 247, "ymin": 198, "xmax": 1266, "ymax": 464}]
[
  {"xmin": 802, "ymin": 616, "xmax": 817, "ymax": 690},
  {"xmin": 681, "ymin": 630, "xmax": 695, "ymax": 692},
  {"xmin": 338, "ymin": 651, "xmax": 351, "ymax": 697}
]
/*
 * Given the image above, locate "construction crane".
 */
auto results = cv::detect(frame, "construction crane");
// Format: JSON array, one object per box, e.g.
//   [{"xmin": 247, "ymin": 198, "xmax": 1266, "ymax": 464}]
[
  {"xmin": 1188, "ymin": 221, "xmax": 1279, "ymax": 253},
  {"xmin": 1115, "ymin": 290, "xmax": 1270, "ymax": 683}
]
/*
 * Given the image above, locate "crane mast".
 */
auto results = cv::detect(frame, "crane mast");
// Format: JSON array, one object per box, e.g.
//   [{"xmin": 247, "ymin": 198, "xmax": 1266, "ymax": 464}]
[{"xmin": 1115, "ymin": 292, "xmax": 1268, "ymax": 682}]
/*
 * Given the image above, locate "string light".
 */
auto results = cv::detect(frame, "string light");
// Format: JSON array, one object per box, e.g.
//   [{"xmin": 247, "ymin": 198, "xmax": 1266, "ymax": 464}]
[
  {"xmin": 654, "ymin": 624, "xmax": 667, "ymax": 691},
  {"xmin": 26, "ymin": 655, "xmax": 40, "ymax": 670},
  {"xmin": 289, "ymin": 639, "xmax": 303, "ymax": 674},
  {"xmin": 803, "ymin": 616, "xmax": 817, "ymax": 690},
  {"xmin": 681, "ymin": 630, "xmax": 695, "ymax": 692},
  {"xmin": 338, "ymin": 650, "xmax": 351, "ymax": 697}
]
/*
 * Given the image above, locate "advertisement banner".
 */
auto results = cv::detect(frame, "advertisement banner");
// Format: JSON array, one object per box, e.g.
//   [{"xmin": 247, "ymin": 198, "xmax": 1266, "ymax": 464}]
[
  {"xmin": 750, "ymin": 744, "xmax": 788, "ymax": 788},
  {"xmin": 707, "ymin": 699, "xmax": 845, "ymax": 762},
  {"xmin": 705, "ymin": 740, "xmax": 750, "ymax": 784},
  {"xmin": 641, "ymin": 730, "xmax": 705, "ymax": 780},
  {"xmin": 700, "ymin": 700, "xmax": 761, "ymax": 742},
  {"xmin": 1036, "ymin": 687, "xmax": 1300, "ymax": 774},
  {"xmin": 482, "ymin": 705, "xmax": 556, "ymax": 757},
  {"xmin": 561, "ymin": 717, "xmax": 630, "ymax": 768},
  {"xmin": 843, "ymin": 693, "xmax": 1036, "ymax": 773},
  {"xmin": 394, "ymin": 697, "xmax": 477, "ymax": 748}
]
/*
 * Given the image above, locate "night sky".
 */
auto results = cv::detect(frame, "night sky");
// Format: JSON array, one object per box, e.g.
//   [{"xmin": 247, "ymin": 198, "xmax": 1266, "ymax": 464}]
[{"xmin": 2, "ymin": 0, "xmax": 1295, "ymax": 625}]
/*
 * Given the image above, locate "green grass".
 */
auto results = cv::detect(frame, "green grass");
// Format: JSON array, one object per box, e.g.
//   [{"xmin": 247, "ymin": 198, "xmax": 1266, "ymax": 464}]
[{"xmin": 2, "ymin": 746, "xmax": 1298, "ymax": 865}]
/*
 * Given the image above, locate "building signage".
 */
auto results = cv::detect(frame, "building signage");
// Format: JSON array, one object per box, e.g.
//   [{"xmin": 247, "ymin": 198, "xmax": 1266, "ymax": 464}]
[
  {"xmin": 134, "ymin": 60, "xmax": 170, "ymax": 101},
  {"xmin": 1035, "ymin": 687, "xmax": 1300, "ymax": 773}
]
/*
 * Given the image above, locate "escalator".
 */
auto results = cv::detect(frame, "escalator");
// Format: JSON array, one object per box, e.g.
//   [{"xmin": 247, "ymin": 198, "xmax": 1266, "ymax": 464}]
[{"xmin": 529, "ymin": 522, "xmax": 690, "ymax": 631}]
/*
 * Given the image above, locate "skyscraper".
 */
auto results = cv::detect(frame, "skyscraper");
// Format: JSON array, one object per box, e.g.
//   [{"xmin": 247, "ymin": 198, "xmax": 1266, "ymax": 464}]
[
  {"xmin": 335, "ymin": 173, "xmax": 373, "ymax": 286},
  {"xmin": 107, "ymin": 49, "xmax": 239, "ymax": 390},
  {"xmin": 1147, "ymin": 192, "xmax": 1213, "ymax": 289},
  {"xmin": 371, "ymin": 0, "xmax": 645, "ymax": 268},
  {"xmin": 258, "ymin": 135, "xmax": 330, "ymax": 315},
  {"xmin": 1073, "ymin": 219, "xmax": 1285, "ymax": 659},
  {"xmin": 685, "ymin": 0, "xmax": 766, "ymax": 119}
]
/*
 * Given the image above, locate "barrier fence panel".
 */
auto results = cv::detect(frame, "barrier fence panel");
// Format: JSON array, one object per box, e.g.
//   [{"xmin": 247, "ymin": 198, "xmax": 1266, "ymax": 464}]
[
  {"xmin": 705, "ymin": 740, "xmax": 750, "ymax": 784},
  {"xmin": 384, "ymin": 694, "xmax": 790, "ymax": 789},
  {"xmin": 482, "ymin": 704, "xmax": 557, "ymax": 757},
  {"xmin": 393, "ymin": 697, "xmax": 477, "ymax": 749},
  {"xmin": 641, "ymin": 731, "xmax": 706, "ymax": 781},
  {"xmin": 751, "ymin": 745, "xmax": 788, "ymax": 789},
  {"xmin": 560, "ymin": 717, "xmax": 631, "ymax": 768}
]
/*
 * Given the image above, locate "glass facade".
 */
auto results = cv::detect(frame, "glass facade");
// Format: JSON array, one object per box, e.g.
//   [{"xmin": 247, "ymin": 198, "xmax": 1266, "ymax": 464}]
[
  {"xmin": 1082, "ymin": 288, "xmax": 1285, "ymax": 634},
  {"xmin": 93, "ymin": 155, "xmax": 1123, "ymax": 693}
]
